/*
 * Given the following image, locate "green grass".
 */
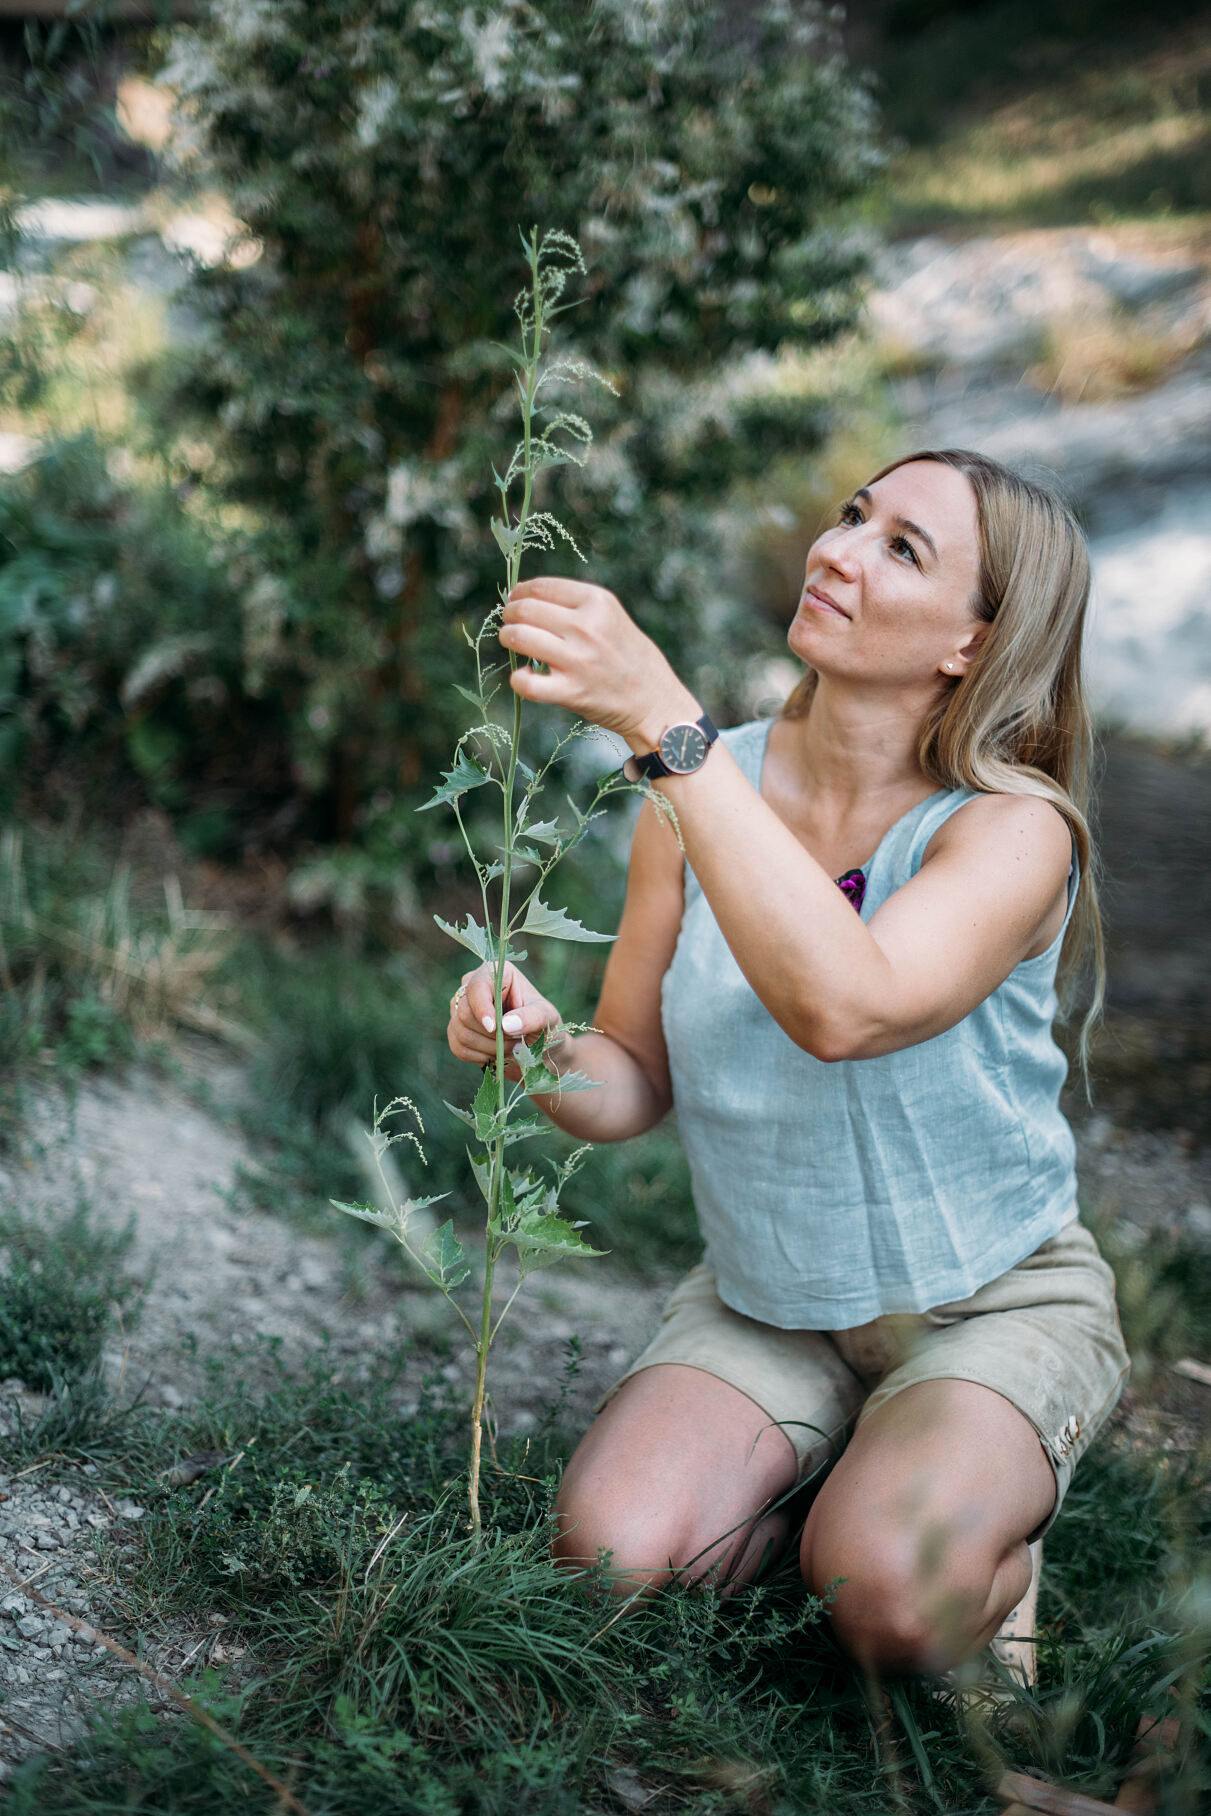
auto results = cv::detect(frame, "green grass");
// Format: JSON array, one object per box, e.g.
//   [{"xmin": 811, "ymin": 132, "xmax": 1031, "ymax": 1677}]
[
  {"xmin": 0, "ymin": 1191, "xmax": 141, "ymax": 1392},
  {"xmin": 0, "ymin": 819, "xmax": 238, "ymax": 1145},
  {"xmin": 1, "ymin": 1207, "xmax": 1206, "ymax": 1816}
]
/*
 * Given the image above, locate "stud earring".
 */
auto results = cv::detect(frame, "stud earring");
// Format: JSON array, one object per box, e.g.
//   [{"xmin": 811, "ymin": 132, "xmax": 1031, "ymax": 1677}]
[{"xmin": 944, "ymin": 661, "xmax": 955, "ymax": 672}]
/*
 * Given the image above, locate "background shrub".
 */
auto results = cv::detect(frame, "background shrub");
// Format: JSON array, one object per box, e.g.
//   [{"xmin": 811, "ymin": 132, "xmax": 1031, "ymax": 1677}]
[{"xmin": 1, "ymin": 1, "xmax": 882, "ymax": 893}]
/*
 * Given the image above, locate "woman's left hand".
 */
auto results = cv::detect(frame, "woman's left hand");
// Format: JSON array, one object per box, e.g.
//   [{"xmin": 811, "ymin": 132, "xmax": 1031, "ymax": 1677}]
[{"xmin": 499, "ymin": 578, "xmax": 699, "ymax": 751}]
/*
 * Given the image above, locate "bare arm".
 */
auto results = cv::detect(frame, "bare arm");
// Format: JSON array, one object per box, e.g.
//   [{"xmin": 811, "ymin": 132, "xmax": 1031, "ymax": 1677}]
[
  {"xmin": 446, "ymin": 797, "xmax": 685, "ymax": 1140},
  {"xmin": 641, "ymin": 739, "xmax": 1073, "ymax": 1061},
  {"xmin": 498, "ymin": 578, "xmax": 1075, "ymax": 1063}
]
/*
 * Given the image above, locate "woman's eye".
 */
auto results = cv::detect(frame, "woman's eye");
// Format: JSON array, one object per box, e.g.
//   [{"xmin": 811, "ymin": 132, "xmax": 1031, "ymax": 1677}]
[
  {"xmin": 891, "ymin": 535, "xmax": 919, "ymax": 566},
  {"xmin": 838, "ymin": 502, "xmax": 862, "ymax": 525}
]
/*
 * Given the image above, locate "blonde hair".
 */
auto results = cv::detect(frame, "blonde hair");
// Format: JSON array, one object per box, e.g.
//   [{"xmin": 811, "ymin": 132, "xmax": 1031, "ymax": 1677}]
[{"xmin": 782, "ymin": 447, "xmax": 1105, "ymax": 1068}]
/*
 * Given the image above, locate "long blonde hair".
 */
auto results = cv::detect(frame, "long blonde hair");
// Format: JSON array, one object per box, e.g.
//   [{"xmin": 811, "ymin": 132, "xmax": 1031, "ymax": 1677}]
[{"xmin": 782, "ymin": 447, "xmax": 1105, "ymax": 1066}]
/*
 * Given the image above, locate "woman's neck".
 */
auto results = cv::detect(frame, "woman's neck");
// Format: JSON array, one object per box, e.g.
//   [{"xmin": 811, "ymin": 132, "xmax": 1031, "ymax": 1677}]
[{"xmin": 782, "ymin": 675, "xmax": 938, "ymax": 821}]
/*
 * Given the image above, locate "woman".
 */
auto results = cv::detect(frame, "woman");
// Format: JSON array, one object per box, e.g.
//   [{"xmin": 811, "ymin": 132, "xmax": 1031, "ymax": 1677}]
[{"xmin": 446, "ymin": 448, "xmax": 1129, "ymax": 1677}]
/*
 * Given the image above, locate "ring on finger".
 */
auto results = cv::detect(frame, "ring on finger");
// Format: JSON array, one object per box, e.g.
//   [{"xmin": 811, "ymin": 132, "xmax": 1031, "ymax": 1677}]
[{"xmin": 451, "ymin": 982, "xmax": 467, "ymax": 1014}]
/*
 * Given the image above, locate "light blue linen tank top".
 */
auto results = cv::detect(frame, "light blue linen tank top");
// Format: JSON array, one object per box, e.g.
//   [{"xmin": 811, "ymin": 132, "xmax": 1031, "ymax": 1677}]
[{"xmin": 660, "ymin": 719, "xmax": 1080, "ymax": 1329}]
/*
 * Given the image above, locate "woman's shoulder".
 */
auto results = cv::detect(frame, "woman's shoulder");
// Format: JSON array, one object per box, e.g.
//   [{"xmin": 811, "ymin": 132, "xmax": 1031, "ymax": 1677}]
[{"xmin": 923, "ymin": 790, "xmax": 1074, "ymax": 882}]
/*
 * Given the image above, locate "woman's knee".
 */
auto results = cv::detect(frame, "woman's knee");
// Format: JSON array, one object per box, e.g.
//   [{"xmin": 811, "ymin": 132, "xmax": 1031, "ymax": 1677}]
[
  {"xmin": 552, "ymin": 1477, "xmax": 686, "ymax": 1589},
  {"xmin": 552, "ymin": 1480, "xmax": 780, "ymax": 1596},
  {"xmin": 801, "ymin": 1502, "xmax": 1016, "ymax": 1674},
  {"xmin": 802, "ymin": 1517, "xmax": 937, "ymax": 1671}
]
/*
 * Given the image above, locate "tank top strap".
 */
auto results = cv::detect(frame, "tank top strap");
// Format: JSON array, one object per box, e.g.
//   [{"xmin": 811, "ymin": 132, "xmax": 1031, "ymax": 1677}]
[
  {"xmin": 682, "ymin": 720, "xmax": 773, "ymax": 905},
  {"xmin": 719, "ymin": 717, "xmax": 772, "ymax": 788},
  {"xmin": 861, "ymin": 786, "xmax": 978, "ymax": 912}
]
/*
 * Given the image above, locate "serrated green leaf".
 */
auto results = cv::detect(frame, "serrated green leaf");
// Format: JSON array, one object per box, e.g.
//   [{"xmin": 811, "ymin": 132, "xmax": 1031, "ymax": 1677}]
[
  {"xmin": 506, "ymin": 1208, "xmax": 606, "ymax": 1267},
  {"xmin": 520, "ymin": 895, "xmax": 614, "ymax": 942},
  {"xmin": 432, "ymin": 914, "xmax": 525, "ymax": 963},
  {"xmin": 416, "ymin": 749, "xmax": 492, "ymax": 814},
  {"xmin": 513, "ymin": 1039, "xmax": 603, "ymax": 1098},
  {"xmin": 519, "ymin": 818, "xmax": 563, "ymax": 846},
  {"xmin": 421, "ymin": 1219, "xmax": 471, "ymax": 1290},
  {"xmin": 330, "ymin": 1197, "xmax": 395, "ymax": 1231},
  {"xmin": 329, "ymin": 1193, "xmax": 448, "ymax": 1235},
  {"xmin": 468, "ymin": 1150, "xmax": 492, "ymax": 1203},
  {"xmin": 502, "ymin": 1114, "xmax": 548, "ymax": 1147},
  {"xmin": 472, "ymin": 1070, "xmax": 499, "ymax": 1140}
]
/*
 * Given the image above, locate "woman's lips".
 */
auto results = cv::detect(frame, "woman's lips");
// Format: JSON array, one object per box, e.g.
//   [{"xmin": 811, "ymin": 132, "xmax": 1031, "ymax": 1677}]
[{"xmin": 802, "ymin": 586, "xmax": 848, "ymax": 618}]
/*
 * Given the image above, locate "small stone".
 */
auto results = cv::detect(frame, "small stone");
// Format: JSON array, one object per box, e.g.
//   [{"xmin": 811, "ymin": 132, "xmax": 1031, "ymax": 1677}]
[
  {"xmin": 159, "ymin": 1384, "xmax": 186, "ymax": 1409},
  {"xmin": 297, "ymin": 1256, "xmax": 328, "ymax": 1291},
  {"xmin": 113, "ymin": 1500, "xmax": 146, "ymax": 1521},
  {"xmin": 34, "ymin": 1533, "xmax": 60, "ymax": 1551},
  {"xmin": 16, "ymin": 1614, "xmax": 44, "ymax": 1639}
]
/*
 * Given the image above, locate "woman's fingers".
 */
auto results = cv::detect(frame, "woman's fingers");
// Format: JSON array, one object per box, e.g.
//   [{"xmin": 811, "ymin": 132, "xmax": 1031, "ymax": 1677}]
[
  {"xmin": 507, "ymin": 577, "xmax": 601, "ymax": 609},
  {"xmin": 498, "ymin": 620, "xmax": 566, "ymax": 666},
  {"xmin": 447, "ymin": 961, "xmax": 560, "ymax": 1067},
  {"xmin": 462, "ymin": 963, "xmax": 501, "ymax": 1031}
]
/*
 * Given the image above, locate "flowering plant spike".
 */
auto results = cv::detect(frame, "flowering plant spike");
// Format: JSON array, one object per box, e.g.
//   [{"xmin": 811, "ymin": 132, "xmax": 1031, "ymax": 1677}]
[{"xmin": 332, "ymin": 229, "xmax": 645, "ymax": 1532}]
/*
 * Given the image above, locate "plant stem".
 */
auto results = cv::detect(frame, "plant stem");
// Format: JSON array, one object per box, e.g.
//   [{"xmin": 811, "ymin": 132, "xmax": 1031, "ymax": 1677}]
[{"xmin": 468, "ymin": 230, "xmax": 545, "ymax": 1536}]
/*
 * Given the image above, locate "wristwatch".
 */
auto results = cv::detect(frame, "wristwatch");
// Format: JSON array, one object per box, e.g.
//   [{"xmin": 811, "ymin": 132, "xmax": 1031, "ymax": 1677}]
[{"xmin": 623, "ymin": 712, "xmax": 719, "ymax": 782}]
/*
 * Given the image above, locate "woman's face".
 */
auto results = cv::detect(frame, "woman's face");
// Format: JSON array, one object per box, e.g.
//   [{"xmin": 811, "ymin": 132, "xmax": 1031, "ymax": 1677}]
[{"xmin": 788, "ymin": 460, "xmax": 986, "ymax": 689}]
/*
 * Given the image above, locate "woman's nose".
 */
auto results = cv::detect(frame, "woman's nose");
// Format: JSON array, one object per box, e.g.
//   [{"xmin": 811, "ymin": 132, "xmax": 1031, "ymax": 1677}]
[{"xmin": 818, "ymin": 530, "xmax": 861, "ymax": 580}]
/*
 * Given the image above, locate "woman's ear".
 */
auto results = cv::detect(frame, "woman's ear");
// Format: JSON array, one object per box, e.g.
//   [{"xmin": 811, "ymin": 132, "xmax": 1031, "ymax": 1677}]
[{"xmin": 942, "ymin": 622, "xmax": 988, "ymax": 679}]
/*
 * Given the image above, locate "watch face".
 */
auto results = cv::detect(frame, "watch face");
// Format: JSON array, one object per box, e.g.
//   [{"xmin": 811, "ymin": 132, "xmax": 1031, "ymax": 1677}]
[{"xmin": 659, "ymin": 721, "xmax": 709, "ymax": 774}]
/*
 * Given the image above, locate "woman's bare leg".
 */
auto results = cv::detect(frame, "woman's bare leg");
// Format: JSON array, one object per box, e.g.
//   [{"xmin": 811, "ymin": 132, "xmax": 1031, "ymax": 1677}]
[
  {"xmin": 800, "ymin": 1378, "xmax": 1056, "ymax": 1674},
  {"xmin": 554, "ymin": 1362, "xmax": 800, "ymax": 1596}
]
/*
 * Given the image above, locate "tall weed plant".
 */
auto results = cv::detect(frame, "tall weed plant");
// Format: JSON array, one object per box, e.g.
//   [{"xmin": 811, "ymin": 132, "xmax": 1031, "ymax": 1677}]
[{"xmin": 331, "ymin": 232, "xmax": 647, "ymax": 1531}]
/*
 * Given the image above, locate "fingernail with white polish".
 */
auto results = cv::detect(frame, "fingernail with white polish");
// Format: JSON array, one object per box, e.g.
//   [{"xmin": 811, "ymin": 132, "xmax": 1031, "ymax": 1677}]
[
  {"xmin": 482, "ymin": 1015, "xmax": 495, "ymax": 1033},
  {"xmin": 502, "ymin": 1012, "xmax": 523, "ymax": 1034}
]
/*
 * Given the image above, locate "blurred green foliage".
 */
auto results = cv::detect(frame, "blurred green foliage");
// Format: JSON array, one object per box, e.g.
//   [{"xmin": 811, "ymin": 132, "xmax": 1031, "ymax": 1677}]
[
  {"xmin": 1, "ymin": 0, "xmax": 882, "ymax": 895},
  {"xmin": 0, "ymin": 436, "xmax": 260, "ymax": 838}
]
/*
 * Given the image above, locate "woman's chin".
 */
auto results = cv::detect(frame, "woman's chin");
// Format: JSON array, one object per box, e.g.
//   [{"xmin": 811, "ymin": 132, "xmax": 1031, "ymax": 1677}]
[{"xmin": 787, "ymin": 618, "xmax": 841, "ymax": 668}]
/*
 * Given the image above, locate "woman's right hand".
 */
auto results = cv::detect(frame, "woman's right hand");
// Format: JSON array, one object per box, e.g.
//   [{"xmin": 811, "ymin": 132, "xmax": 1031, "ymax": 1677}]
[{"xmin": 446, "ymin": 961, "xmax": 566, "ymax": 1072}]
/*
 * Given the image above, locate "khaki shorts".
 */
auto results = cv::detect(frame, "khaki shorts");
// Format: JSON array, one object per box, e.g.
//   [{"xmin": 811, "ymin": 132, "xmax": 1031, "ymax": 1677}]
[{"xmin": 602, "ymin": 1221, "xmax": 1130, "ymax": 1538}]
